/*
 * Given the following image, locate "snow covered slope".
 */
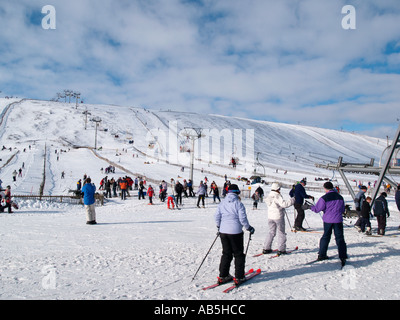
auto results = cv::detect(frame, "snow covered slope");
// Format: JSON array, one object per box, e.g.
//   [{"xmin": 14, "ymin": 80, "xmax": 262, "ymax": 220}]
[{"xmin": 0, "ymin": 98, "xmax": 389, "ymax": 194}]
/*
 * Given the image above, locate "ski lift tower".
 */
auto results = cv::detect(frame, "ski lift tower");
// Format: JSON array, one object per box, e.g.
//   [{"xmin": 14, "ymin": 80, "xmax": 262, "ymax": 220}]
[
  {"xmin": 371, "ymin": 123, "xmax": 400, "ymax": 206},
  {"xmin": 182, "ymin": 127, "xmax": 203, "ymax": 184},
  {"xmin": 91, "ymin": 116, "xmax": 102, "ymax": 150}
]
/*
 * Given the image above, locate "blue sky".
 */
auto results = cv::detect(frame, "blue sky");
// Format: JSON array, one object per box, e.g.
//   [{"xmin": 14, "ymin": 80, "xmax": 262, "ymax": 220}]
[{"xmin": 0, "ymin": 0, "xmax": 399, "ymax": 138}]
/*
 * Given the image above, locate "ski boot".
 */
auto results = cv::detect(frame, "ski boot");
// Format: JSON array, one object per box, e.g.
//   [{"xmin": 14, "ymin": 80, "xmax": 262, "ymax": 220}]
[{"xmin": 217, "ymin": 275, "xmax": 233, "ymax": 285}]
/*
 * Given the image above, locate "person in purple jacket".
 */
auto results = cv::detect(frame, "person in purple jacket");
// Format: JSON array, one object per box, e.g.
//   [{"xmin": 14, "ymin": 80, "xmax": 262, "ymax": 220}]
[{"xmin": 309, "ymin": 182, "xmax": 348, "ymax": 267}]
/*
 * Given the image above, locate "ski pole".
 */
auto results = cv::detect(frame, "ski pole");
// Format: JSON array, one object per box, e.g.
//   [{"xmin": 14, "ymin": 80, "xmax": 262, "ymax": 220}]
[
  {"xmin": 245, "ymin": 232, "xmax": 252, "ymax": 256},
  {"xmin": 284, "ymin": 210, "xmax": 292, "ymax": 230},
  {"xmin": 192, "ymin": 232, "xmax": 220, "ymax": 281}
]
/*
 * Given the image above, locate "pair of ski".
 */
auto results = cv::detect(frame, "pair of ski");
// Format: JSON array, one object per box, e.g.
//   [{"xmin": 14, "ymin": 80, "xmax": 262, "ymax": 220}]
[
  {"xmin": 253, "ymin": 246, "xmax": 299, "ymax": 258},
  {"xmin": 202, "ymin": 268, "xmax": 261, "ymax": 293}
]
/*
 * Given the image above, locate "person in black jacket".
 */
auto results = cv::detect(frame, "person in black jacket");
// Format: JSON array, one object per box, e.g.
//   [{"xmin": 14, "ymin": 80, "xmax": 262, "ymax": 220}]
[
  {"xmin": 175, "ymin": 181, "xmax": 184, "ymax": 205},
  {"xmin": 294, "ymin": 180, "xmax": 314, "ymax": 231},
  {"xmin": 373, "ymin": 192, "xmax": 390, "ymax": 235},
  {"xmin": 360, "ymin": 196, "xmax": 372, "ymax": 235}
]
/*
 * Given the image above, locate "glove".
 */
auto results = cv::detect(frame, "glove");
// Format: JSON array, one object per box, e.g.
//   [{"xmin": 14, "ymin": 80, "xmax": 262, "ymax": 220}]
[
  {"xmin": 302, "ymin": 203, "xmax": 311, "ymax": 210},
  {"xmin": 247, "ymin": 226, "xmax": 255, "ymax": 234}
]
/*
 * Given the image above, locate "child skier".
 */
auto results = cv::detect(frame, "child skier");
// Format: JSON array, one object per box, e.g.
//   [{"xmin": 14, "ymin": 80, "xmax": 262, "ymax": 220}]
[
  {"xmin": 147, "ymin": 185, "xmax": 154, "ymax": 205},
  {"xmin": 263, "ymin": 182, "xmax": 295, "ymax": 255},
  {"xmin": 360, "ymin": 196, "xmax": 372, "ymax": 235},
  {"xmin": 167, "ymin": 194, "xmax": 178, "ymax": 209}
]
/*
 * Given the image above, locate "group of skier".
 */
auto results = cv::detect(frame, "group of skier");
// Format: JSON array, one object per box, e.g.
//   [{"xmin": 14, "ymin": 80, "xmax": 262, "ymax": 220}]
[
  {"xmin": 76, "ymin": 167, "xmax": 400, "ymax": 286},
  {"xmin": 212, "ymin": 180, "xmax": 400, "ymax": 287}
]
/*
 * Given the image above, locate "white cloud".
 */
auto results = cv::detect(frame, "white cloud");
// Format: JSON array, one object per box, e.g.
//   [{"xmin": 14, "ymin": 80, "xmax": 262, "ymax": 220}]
[{"xmin": 0, "ymin": 0, "xmax": 399, "ymax": 138}]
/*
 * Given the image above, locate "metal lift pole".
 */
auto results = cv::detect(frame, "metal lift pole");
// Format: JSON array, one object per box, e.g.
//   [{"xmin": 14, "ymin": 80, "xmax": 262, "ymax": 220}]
[{"xmin": 370, "ymin": 124, "xmax": 400, "ymax": 207}]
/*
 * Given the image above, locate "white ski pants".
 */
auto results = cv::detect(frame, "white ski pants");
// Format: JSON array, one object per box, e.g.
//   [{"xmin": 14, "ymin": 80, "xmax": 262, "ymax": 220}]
[{"xmin": 263, "ymin": 219, "xmax": 286, "ymax": 252}]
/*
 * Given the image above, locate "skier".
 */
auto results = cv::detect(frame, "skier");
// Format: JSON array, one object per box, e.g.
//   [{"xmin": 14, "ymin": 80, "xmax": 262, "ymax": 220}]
[
  {"xmin": 160, "ymin": 180, "xmax": 168, "ymax": 202},
  {"xmin": 81, "ymin": 178, "xmax": 97, "ymax": 224},
  {"xmin": 187, "ymin": 179, "xmax": 194, "ymax": 197},
  {"xmin": 215, "ymin": 184, "xmax": 255, "ymax": 285},
  {"xmin": 354, "ymin": 186, "xmax": 368, "ymax": 232},
  {"xmin": 308, "ymin": 182, "xmax": 347, "ymax": 266},
  {"xmin": 4, "ymin": 186, "xmax": 13, "ymax": 214},
  {"xmin": 138, "ymin": 181, "xmax": 146, "ymax": 200},
  {"xmin": 12, "ymin": 170, "xmax": 17, "ymax": 182},
  {"xmin": 77, "ymin": 179, "xmax": 82, "ymax": 191},
  {"xmin": 262, "ymin": 182, "xmax": 295, "ymax": 255},
  {"xmin": 147, "ymin": 185, "xmax": 154, "ymax": 205},
  {"xmin": 167, "ymin": 194, "xmax": 178, "ymax": 209},
  {"xmin": 0, "ymin": 188, "xmax": 5, "ymax": 212},
  {"xmin": 174, "ymin": 181, "xmax": 184, "ymax": 205},
  {"xmin": 294, "ymin": 180, "xmax": 314, "ymax": 231},
  {"xmin": 105, "ymin": 179, "xmax": 112, "ymax": 198},
  {"xmin": 120, "ymin": 177, "xmax": 128, "ymax": 200},
  {"xmin": 360, "ymin": 196, "xmax": 372, "ymax": 235},
  {"xmin": 255, "ymin": 185, "xmax": 264, "ymax": 202},
  {"xmin": 196, "ymin": 181, "xmax": 206, "ymax": 208},
  {"xmin": 210, "ymin": 182, "xmax": 221, "ymax": 203},
  {"xmin": 251, "ymin": 191, "xmax": 260, "ymax": 210},
  {"xmin": 373, "ymin": 192, "xmax": 390, "ymax": 235}
]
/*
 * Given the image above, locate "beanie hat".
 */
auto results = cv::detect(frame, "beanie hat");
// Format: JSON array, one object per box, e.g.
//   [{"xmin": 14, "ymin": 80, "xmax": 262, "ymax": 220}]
[
  {"xmin": 271, "ymin": 182, "xmax": 281, "ymax": 191},
  {"xmin": 228, "ymin": 184, "xmax": 241, "ymax": 194},
  {"xmin": 324, "ymin": 182, "xmax": 334, "ymax": 190}
]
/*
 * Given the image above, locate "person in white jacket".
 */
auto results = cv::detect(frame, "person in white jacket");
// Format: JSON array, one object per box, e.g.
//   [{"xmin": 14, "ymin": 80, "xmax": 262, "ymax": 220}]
[{"xmin": 263, "ymin": 182, "xmax": 295, "ymax": 255}]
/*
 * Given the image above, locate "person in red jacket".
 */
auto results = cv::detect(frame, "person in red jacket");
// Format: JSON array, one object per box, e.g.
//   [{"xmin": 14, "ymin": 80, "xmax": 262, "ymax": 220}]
[{"xmin": 147, "ymin": 185, "xmax": 154, "ymax": 205}]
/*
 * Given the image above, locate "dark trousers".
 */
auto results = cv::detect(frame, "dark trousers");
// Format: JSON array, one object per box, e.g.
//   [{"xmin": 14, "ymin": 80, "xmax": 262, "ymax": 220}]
[
  {"xmin": 376, "ymin": 215, "xmax": 387, "ymax": 232},
  {"xmin": 4, "ymin": 202, "xmax": 11, "ymax": 213},
  {"xmin": 176, "ymin": 192, "xmax": 182, "ymax": 205},
  {"xmin": 219, "ymin": 233, "xmax": 245, "ymax": 279},
  {"xmin": 213, "ymin": 194, "xmax": 221, "ymax": 203},
  {"xmin": 149, "ymin": 196, "xmax": 153, "ymax": 204},
  {"xmin": 294, "ymin": 203, "xmax": 305, "ymax": 228},
  {"xmin": 197, "ymin": 195, "xmax": 205, "ymax": 207},
  {"xmin": 319, "ymin": 222, "xmax": 347, "ymax": 260},
  {"xmin": 360, "ymin": 217, "xmax": 371, "ymax": 232}
]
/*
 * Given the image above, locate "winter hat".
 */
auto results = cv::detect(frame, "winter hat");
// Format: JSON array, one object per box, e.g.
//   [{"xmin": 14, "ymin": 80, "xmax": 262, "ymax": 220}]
[
  {"xmin": 271, "ymin": 182, "xmax": 281, "ymax": 191},
  {"xmin": 228, "ymin": 184, "xmax": 241, "ymax": 194},
  {"xmin": 323, "ymin": 182, "xmax": 334, "ymax": 190}
]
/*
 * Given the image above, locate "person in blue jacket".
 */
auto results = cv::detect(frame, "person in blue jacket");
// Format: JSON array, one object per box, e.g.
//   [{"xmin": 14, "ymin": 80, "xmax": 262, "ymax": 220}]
[
  {"xmin": 81, "ymin": 177, "xmax": 97, "ymax": 224},
  {"xmin": 215, "ymin": 184, "xmax": 255, "ymax": 285}
]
